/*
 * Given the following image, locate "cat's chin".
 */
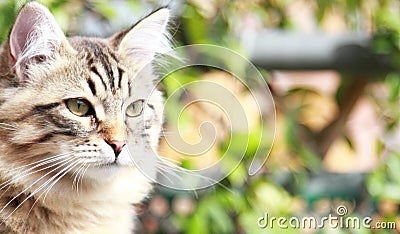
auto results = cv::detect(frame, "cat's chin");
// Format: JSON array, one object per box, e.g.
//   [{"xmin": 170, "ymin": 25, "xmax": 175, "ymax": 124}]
[
  {"xmin": 77, "ymin": 147, "xmax": 148, "ymax": 184},
  {"xmin": 83, "ymin": 163, "xmax": 129, "ymax": 183}
]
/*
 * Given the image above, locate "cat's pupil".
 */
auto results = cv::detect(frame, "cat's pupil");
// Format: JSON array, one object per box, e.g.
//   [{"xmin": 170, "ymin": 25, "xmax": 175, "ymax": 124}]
[{"xmin": 66, "ymin": 99, "xmax": 93, "ymax": 117}]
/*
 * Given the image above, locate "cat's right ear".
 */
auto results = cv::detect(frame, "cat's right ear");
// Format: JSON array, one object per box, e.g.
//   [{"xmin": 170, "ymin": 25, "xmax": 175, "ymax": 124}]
[
  {"xmin": 9, "ymin": 2, "xmax": 67, "ymax": 83},
  {"xmin": 110, "ymin": 8, "xmax": 172, "ymax": 66}
]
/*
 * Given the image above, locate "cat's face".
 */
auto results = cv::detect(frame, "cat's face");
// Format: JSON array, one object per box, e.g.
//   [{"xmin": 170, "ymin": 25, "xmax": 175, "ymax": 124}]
[{"xmin": 0, "ymin": 3, "xmax": 170, "ymax": 185}]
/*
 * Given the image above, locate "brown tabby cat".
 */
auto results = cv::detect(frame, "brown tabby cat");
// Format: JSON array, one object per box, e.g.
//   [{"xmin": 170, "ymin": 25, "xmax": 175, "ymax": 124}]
[{"xmin": 0, "ymin": 2, "xmax": 170, "ymax": 233}]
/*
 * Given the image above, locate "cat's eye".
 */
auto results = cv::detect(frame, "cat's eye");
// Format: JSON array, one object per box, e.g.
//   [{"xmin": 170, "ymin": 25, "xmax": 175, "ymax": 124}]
[
  {"xmin": 126, "ymin": 99, "xmax": 144, "ymax": 117},
  {"xmin": 66, "ymin": 99, "xmax": 94, "ymax": 117}
]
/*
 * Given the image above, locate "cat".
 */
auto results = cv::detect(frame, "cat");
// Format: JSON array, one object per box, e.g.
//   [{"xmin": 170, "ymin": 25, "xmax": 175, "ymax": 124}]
[{"xmin": 0, "ymin": 2, "xmax": 171, "ymax": 233}]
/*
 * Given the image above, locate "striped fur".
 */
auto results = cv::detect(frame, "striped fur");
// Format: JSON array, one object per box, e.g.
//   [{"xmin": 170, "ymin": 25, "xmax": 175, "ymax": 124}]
[{"xmin": 0, "ymin": 2, "xmax": 169, "ymax": 233}]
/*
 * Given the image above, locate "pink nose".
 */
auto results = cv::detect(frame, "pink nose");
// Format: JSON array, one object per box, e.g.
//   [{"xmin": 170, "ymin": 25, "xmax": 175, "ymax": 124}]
[{"xmin": 106, "ymin": 140, "xmax": 127, "ymax": 157}]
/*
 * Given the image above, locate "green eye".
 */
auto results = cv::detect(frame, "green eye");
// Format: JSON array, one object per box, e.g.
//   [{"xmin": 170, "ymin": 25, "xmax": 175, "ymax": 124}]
[
  {"xmin": 66, "ymin": 99, "xmax": 93, "ymax": 117},
  {"xmin": 126, "ymin": 99, "xmax": 144, "ymax": 117}
]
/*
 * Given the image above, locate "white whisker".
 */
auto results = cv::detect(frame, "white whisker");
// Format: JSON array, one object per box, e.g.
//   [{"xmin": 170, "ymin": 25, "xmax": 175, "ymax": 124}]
[
  {"xmin": 77, "ymin": 164, "xmax": 90, "ymax": 193},
  {"xmin": 71, "ymin": 161, "xmax": 87, "ymax": 194},
  {"xmin": 41, "ymin": 159, "xmax": 80, "ymax": 202},
  {"xmin": 160, "ymin": 131, "xmax": 176, "ymax": 136},
  {"xmin": 0, "ymin": 123, "xmax": 17, "ymax": 130},
  {"xmin": 0, "ymin": 157, "xmax": 75, "ymax": 223},
  {"xmin": 8, "ymin": 152, "xmax": 74, "ymax": 172},
  {"xmin": 0, "ymin": 153, "xmax": 74, "ymax": 192},
  {"xmin": 22, "ymin": 159, "xmax": 80, "ymax": 224},
  {"xmin": 0, "ymin": 159, "xmax": 73, "ymax": 203},
  {"xmin": 158, "ymin": 155, "xmax": 181, "ymax": 166},
  {"xmin": 156, "ymin": 157, "xmax": 234, "ymax": 192}
]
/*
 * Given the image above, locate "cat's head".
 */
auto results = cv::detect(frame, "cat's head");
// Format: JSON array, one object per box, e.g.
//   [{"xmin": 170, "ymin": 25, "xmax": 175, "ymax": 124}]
[{"xmin": 0, "ymin": 2, "xmax": 170, "ymax": 185}]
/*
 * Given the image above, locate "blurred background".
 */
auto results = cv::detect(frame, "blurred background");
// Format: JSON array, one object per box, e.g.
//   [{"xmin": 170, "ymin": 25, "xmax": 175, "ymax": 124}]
[{"xmin": 1, "ymin": 0, "xmax": 400, "ymax": 233}]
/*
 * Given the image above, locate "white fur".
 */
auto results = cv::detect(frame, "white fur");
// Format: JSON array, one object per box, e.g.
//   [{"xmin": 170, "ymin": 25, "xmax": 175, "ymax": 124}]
[{"xmin": 119, "ymin": 8, "xmax": 172, "ymax": 66}]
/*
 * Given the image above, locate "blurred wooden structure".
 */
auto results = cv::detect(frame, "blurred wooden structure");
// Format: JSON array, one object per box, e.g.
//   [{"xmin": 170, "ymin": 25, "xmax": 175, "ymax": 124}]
[{"xmin": 248, "ymin": 31, "xmax": 394, "ymax": 158}]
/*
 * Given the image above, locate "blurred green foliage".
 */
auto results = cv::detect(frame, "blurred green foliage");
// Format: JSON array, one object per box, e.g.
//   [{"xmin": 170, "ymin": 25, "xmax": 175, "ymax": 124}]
[{"xmin": 1, "ymin": 0, "xmax": 400, "ymax": 233}]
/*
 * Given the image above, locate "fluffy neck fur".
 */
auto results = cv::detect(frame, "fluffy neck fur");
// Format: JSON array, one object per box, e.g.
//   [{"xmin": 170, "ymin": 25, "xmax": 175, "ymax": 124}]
[{"xmin": 0, "ymin": 165, "xmax": 151, "ymax": 233}]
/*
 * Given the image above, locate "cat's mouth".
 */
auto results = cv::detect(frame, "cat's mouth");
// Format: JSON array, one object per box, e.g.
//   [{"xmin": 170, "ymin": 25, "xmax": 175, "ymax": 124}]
[
  {"xmin": 97, "ymin": 161, "xmax": 120, "ymax": 168},
  {"xmin": 83, "ymin": 161, "xmax": 124, "ymax": 182},
  {"xmin": 95, "ymin": 157, "xmax": 129, "ymax": 168}
]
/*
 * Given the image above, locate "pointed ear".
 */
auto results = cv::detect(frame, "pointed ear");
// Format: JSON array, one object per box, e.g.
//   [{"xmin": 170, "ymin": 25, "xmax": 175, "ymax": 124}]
[
  {"xmin": 9, "ymin": 2, "xmax": 66, "ymax": 82},
  {"xmin": 110, "ymin": 8, "xmax": 171, "ymax": 65}
]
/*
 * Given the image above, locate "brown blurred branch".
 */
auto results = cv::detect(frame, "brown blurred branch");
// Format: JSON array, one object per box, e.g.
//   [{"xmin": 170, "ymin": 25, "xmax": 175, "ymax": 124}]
[{"xmin": 315, "ymin": 75, "xmax": 369, "ymax": 157}]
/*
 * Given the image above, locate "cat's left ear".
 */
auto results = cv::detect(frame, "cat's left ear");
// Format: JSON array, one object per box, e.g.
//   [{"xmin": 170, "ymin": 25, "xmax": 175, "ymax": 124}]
[
  {"xmin": 9, "ymin": 2, "xmax": 68, "ymax": 82},
  {"xmin": 110, "ymin": 8, "xmax": 171, "ymax": 65}
]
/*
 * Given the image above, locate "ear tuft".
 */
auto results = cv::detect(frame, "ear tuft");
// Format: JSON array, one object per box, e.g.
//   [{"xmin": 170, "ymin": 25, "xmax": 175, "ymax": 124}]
[
  {"xmin": 9, "ymin": 2, "xmax": 66, "ymax": 83},
  {"xmin": 113, "ymin": 8, "xmax": 172, "ymax": 66}
]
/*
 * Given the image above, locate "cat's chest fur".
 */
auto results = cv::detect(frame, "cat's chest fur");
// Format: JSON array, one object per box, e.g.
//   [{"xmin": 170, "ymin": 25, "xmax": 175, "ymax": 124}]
[
  {"xmin": 0, "ymin": 167, "xmax": 152, "ymax": 233},
  {"xmin": 0, "ymin": 2, "xmax": 170, "ymax": 233}
]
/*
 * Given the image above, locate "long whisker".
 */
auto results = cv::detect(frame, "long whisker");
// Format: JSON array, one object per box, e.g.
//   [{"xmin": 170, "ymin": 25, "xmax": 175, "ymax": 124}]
[
  {"xmin": 155, "ymin": 157, "xmax": 188, "ymax": 184},
  {"xmin": 160, "ymin": 131, "xmax": 176, "ymax": 136},
  {"xmin": 7, "ymin": 152, "xmax": 74, "ymax": 172},
  {"xmin": 0, "ymin": 123, "xmax": 17, "ymax": 128},
  {"xmin": 41, "ymin": 159, "xmax": 80, "ymax": 202},
  {"xmin": 20, "ymin": 138, "xmax": 70, "ymax": 146},
  {"xmin": 0, "ymin": 127, "xmax": 17, "ymax": 131},
  {"xmin": 19, "ymin": 159, "xmax": 81, "ymax": 225},
  {"xmin": 77, "ymin": 164, "xmax": 90, "ymax": 194},
  {"xmin": 0, "ymin": 157, "xmax": 76, "ymax": 223},
  {"xmin": 158, "ymin": 155, "xmax": 181, "ymax": 165},
  {"xmin": 71, "ymin": 161, "xmax": 87, "ymax": 194},
  {"xmin": 0, "ymin": 159, "xmax": 74, "ymax": 204},
  {"xmin": 0, "ymin": 162, "xmax": 70, "ymax": 206},
  {"xmin": 156, "ymin": 157, "xmax": 234, "ymax": 192},
  {"xmin": 71, "ymin": 164, "xmax": 83, "ymax": 192},
  {"xmin": 0, "ymin": 153, "xmax": 74, "ymax": 192},
  {"xmin": 23, "ymin": 141, "xmax": 67, "ymax": 145},
  {"xmin": 156, "ymin": 163, "xmax": 184, "ymax": 183},
  {"xmin": 0, "ymin": 123, "xmax": 17, "ymax": 130}
]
